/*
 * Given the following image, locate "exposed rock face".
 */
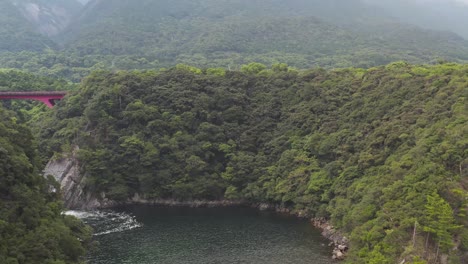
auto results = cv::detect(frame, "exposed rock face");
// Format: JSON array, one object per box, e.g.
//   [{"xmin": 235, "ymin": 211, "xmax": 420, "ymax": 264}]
[
  {"xmin": 43, "ymin": 148, "xmax": 101, "ymax": 209},
  {"xmin": 10, "ymin": 0, "xmax": 82, "ymax": 36}
]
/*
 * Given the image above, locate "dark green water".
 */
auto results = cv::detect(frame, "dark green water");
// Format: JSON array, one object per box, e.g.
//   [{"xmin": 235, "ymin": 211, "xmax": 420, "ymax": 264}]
[{"xmin": 71, "ymin": 206, "xmax": 333, "ymax": 264}]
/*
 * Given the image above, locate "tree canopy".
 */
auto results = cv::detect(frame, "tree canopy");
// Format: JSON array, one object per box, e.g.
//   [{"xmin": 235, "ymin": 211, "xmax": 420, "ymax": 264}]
[
  {"xmin": 32, "ymin": 62, "xmax": 468, "ymax": 263},
  {"xmin": 0, "ymin": 107, "xmax": 92, "ymax": 264}
]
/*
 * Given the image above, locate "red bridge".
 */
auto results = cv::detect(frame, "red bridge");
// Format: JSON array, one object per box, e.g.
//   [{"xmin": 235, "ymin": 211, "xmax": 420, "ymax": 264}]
[{"xmin": 0, "ymin": 91, "xmax": 67, "ymax": 108}]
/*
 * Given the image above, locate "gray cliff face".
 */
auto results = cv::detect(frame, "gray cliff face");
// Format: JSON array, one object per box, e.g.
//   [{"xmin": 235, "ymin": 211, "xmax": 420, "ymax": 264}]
[
  {"xmin": 43, "ymin": 149, "xmax": 102, "ymax": 209},
  {"xmin": 10, "ymin": 0, "xmax": 82, "ymax": 37}
]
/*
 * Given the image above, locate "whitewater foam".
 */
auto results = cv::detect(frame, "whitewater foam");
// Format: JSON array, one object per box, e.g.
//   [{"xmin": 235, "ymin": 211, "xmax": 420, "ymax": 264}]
[{"xmin": 64, "ymin": 210, "xmax": 142, "ymax": 236}]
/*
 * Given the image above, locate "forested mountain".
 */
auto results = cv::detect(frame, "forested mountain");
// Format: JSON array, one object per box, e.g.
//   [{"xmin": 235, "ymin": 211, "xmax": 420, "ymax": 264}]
[
  {"xmin": 2, "ymin": 0, "xmax": 468, "ymax": 80},
  {"xmin": 0, "ymin": 0, "xmax": 57, "ymax": 52},
  {"xmin": 0, "ymin": 1, "xmax": 467, "ymax": 263},
  {"xmin": 34, "ymin": 62, "xmax": 468, "ymax": 263},
  {"xmin": 9, "ymin": 0, "xmax": 83, "ymax": 37},
  {"xmin": 57, "ymin": 0, "xmax": 468, "ymax": 68},
  {"xmin": 0, "ymin": 106, "xmax": 92, "ymax": 263},
  {"xmin": 366, "ymin": 0, "xmax": 468, "ymax": 39},
  {"xmin": 0, "ymin": 0, "xmax": 82, "ymax": 52}
]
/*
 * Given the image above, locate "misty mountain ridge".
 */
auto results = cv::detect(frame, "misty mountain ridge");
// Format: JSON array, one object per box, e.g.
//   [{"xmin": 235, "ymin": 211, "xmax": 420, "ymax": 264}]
[
  {"xmin": 8, "ymin": 0, "xmax": 82, "ymax": 37},
  {"xmin": 61, "ymin": 0, "xmax": 468, "ymax": 40},
  {"xmin": 53, "ymin": 0, "xmax": 468, "ymax": 65},
  {"xmin": 364, "ymin": 0, "xmax": 468, "ymax": 39},
  {"xmin": 5, "ymin": 0, "xmax": 468, "ymax": 40},
  {"xmin": 2, "ymin": 0, "xmax": 468, "ymax": 71},
  {"xmin": 0, "ymin": 0, "xmax": 58, "ymax": 51}
]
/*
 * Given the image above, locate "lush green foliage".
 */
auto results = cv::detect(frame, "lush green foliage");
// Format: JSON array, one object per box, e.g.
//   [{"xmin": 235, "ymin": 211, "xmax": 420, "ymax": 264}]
[
  {"xmin": 0, "ymin": 70, "xmax": 76, "ymax": 125},
  {"xmin": 36, "ymin": 62, "xmax": 467, "ymax": 263},
  {"xmin": 2, "ymin": 1, "xmax": 467, "ymax": 262},
  {"xmin": 0, "ymin": 107, "xmax": 91, "ymax": 264},
  {"xmin": 2, "ymin": 0, "xmax": 468, "ymax": 81}
]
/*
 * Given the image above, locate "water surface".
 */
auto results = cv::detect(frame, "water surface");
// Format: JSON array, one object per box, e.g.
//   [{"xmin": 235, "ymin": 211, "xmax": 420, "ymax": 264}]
[{"xmin": 72, "ymin": 206, "xmax": 333, "ymax": 264}]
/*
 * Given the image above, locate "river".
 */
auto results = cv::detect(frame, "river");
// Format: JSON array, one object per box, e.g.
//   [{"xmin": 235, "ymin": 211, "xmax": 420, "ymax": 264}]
[{"xmin": 68, "ymin": 206, "xmax": 333, "ymax": 264}]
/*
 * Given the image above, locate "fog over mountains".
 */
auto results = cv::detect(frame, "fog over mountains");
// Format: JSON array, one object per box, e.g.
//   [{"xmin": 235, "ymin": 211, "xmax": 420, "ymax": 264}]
[
  {"xmin": 2, "ymin": 0, "xmax": 468, "ymax": 74},
  {"xmin": 8, "ymin": 0, "xmax": 81, "ymax": 36},
  {"xmin": 365, "ymin": 0, "xmax": 468, "ymax": 38},
  {"xmin": 5, "ymin": 0, "xmax": 468, "ymax": 39}
]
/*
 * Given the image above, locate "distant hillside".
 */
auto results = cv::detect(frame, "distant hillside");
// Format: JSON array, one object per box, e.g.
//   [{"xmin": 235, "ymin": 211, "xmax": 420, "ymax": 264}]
[
  {"xmin": 9, "ymin": 0, "xmax": 82, "ymax": 37},
  {"xmin": 366, "ymin": 0, "xmax": 468, "ymax": 39},
  {"xmin": 55, "ymin": 0, "xmax": 468, "ymax": 68},
  {"xmin": 0, "ymin": 0, "xmax": 82, "ymax": 52},
  {"xmin": 0, "ymin": 0, "xmax": 57, "ymax": 52},
  {"xmin": 1, "ymin": 0, "xmax": 468, "ymax": 79}
]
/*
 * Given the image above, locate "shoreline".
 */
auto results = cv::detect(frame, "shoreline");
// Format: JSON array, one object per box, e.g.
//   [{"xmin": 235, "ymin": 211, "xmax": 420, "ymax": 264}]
[{"xmin": 77, "ymin": 197, "xmax": 349, "ymax": 260}]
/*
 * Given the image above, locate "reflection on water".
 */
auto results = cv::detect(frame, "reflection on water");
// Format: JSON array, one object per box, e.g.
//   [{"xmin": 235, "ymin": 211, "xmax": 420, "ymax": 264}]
[{"xmin": 70, "ymin": 206, "xmax": 333, "ymax": 264}]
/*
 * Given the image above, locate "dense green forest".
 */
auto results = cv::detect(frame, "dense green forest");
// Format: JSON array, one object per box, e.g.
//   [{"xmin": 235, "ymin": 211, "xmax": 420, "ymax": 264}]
[
  {"xmin": 1, "ymin": 1, "xmax": 468, "ymax": 263},
  {"xmin": 58, "ymin": 0, "xmax": 468, "ymax": 67},
  {"xmin": 29, "ymin": 62, "xmax": 467, "ymax": 263},
  {"xmin": 0, "ymin": 107, "xmax": 92, "ymax": 263},
  {"xmin": 0, "ymin": 70, "xmax": 76, "ymax": 124},
  {"xmin": 2, "ymin": 0, "xmax": 468, "ymax": 81}
]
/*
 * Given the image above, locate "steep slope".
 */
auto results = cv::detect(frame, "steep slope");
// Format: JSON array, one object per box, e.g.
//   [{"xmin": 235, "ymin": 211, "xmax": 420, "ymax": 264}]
[
  {"xmin": 0, "ymin": 107, "xmax": 92, "ymax": 263},
  {"xmin": 9, "ymin": 0, "xmax": 83, "ymax": 37},
  {"xmin": 36, "ymin": 63, "xmax": 467, "ymax": 263},
  {"xmin": 56, "ymin": 0, "xmax": 468, "ymax": 68},
  {"xmin": 0, "ymin": 0, "xmax": 57, "ymax": 52},
  {"xmin": 1, "ymin": 0, "xmax": 468, "ymax": 80}
]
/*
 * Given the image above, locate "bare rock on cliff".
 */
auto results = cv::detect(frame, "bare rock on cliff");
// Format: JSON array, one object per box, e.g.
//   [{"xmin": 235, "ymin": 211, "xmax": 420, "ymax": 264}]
[
  {"xmin": 43, "ymin": 148, "xmax": 100, "ymax": 209},
  {"xmin": 9, "ymin": 0, "xmax": 82, "ymax": 36}
]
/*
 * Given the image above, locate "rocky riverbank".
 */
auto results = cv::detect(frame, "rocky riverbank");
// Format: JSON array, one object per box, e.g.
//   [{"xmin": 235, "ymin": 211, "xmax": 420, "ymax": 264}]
[
  {"xmin": 254, "ymin": 203, "xmax": 349, "ymax": 260},
  {"xmin": 43, "ymin": 152, "xmax": 349, "ymax": 260},
  {"xmin": 312, "ymin": 218, "xmax": 349, "ymax": 260}
]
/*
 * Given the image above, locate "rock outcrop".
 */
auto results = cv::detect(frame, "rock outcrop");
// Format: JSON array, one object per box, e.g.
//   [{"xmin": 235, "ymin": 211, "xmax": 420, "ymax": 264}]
[
  {"xmin": 255, "ymin": 204, "xmax": 350, "ymax": 260},
  {"xmin": 311, "ymin": 218, "xmax": 349, "ymax": 260},
  {"xmin": 10, "ymin": 0, "xmax": 82, "ymax": 37},
  {"xmin": 43, "ymin": 148, "xmax": 102, "ymax": 209}
]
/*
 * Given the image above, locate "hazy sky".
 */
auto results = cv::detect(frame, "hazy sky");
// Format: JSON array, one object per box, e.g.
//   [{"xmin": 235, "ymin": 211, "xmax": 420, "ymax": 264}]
[
  {"xmin": 446, "ymin": 0, "xmax": 468, "ymax": 4},
  {"xmin": 74, "ymin": 0, "xmax": 468, "ymax": 8},
  {"xmin": 415, "ymin": 0, "xmax": 468, "ymax": 4},
  {"xmin": 366, "ymin": 0, "xmax": 468, "ymax": 5}
]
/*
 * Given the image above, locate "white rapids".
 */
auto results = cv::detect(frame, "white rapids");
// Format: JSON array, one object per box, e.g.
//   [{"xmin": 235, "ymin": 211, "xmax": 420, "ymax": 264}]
[{"xmin": 64, "ymin": 210, "xmax": 142, "ymax": 236}]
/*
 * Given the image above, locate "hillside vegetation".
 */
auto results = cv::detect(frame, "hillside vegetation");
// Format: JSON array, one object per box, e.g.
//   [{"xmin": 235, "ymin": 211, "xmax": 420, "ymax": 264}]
[
  {"xmin": 59, "ymin": 0, "xmax": 468, "ymax": 68},
  {"xmin": 9, "ymin": 0, "xmax": 82, "ymax": 37},
  {"xmin": 0, "ymin": 107, "xmax": 92, "ymax": 264},
  {"xmin": 0, "ymin": 0, "xmax": 57, "ymax": 52},
  {"xmin": 35, "ymin": 62, "xmax": 468, "ymax": 263},
  {"xmin": 1, "ymin": 0, "xmax": 468, "ymax": 81},
  {"xmin": 0, "ymin": 70, "xmax": 76, "ymax": 123},
  {"xmin": 1, "ymin": 1, "xmax": 467, "ymax": 263}
]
